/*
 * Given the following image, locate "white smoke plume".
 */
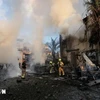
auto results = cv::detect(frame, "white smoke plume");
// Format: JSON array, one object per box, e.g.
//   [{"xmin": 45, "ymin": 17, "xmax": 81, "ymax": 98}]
[
  {"xmin": 23, "ymin": 0, "xmax": 52, "ymax": 64},
  {"xmin": 22, "ymin": 0, "xmax": 35, "ymax": 18},
  {"xmin": 21, "ymin": 0, "xmax": 86, "ymax": 64},
  {"xmin": 0, "ymin": 0, "xmax": 23, "ymax": 77},
  {"xmin": 51, "ymin": 0, "xmax": 76, "ymax": 27},
  {"xmin": 50, "ymin": 0, "xmax": 85, "ymax": 39},
  {"xmin": 32, "ymin": 27, "xmax": 46, "ymax": 64}
]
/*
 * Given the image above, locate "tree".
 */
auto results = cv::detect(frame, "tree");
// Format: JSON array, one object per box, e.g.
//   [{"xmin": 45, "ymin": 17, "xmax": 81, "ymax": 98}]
[
  {"xmin": 85, "ymin": 0, "xmax": 100, "ymax": 48},
  {"xmin": 46, "ymin": 37, "xmax": 60, "ymax": 61}
]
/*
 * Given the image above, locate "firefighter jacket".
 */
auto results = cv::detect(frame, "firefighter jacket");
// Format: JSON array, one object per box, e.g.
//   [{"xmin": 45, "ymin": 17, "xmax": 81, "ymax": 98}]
[
  {"xmin": 58, "ymin": 61, "xmax": 64, "ymax": 67},
  {"xmin": 50, "ymin": 63, "xmax": 55, "ymax": 67}
]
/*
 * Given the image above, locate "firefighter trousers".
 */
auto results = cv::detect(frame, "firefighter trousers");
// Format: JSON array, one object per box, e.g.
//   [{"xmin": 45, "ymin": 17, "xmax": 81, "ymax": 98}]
[
  {"xmin": 21, "ymin": 68, "xmax": 26, "ymax": 78},
  {"xmin": 59, "ymin": 67, "xmax": 65, "ymax": 76},
  {"xmin": 50, "ymin": 67, "xmax": 55, "ymax": 73}
]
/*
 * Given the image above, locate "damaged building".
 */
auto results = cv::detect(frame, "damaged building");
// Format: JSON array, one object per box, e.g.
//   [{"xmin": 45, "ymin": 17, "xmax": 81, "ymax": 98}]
[{"xmin": 60, "ymin": 17, "xmax": 100, "ymax": 67}]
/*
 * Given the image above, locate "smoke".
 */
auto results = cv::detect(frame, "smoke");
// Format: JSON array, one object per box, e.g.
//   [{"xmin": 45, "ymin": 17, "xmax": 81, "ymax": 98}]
[
  {"xmin": 22, "ymin": 0, "xmax": 52, "ymax": 64},
  {"xmin": 32, "ymin": 28, "xmax": 46, "ymax": 64},
  {"xmin": 0, "ymin": 0, "xmax": 86, "ymax": 77},
  {"xmin": 22, "ymin": 0, "xmax": 35, "ymax": 18},
  {"xmin": 21, "ymin": 0, "xmax": 86, "ymax": 64},
  {"xmin": 0, "ymin": 0, "xmax": 23, "ymax": 77},
  {"xmin": 51, "ymin": 0, "xmax": 75, "ymax": 27},
  {"xmin": 50, "ymin": 0, "xmax": 85, "ymax": 39}
]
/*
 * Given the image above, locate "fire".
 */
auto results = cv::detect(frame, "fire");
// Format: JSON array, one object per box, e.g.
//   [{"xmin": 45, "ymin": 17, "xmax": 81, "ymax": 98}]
[{"xmin": 81, "ymin": 66, "xmax": 84, "ymax": 71}]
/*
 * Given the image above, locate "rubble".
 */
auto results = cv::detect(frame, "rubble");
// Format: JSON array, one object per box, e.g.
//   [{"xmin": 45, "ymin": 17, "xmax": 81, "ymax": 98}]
[{"xmin": 0, "ymin": 74, "xmax": 100, "ymax": 100}]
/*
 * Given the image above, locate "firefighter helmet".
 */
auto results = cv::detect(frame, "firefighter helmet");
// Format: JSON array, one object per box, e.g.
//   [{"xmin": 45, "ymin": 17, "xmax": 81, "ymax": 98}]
[
  {"xmin": 59, "ymin": 59, "xmax": 61, "ymax": 61},
  {"xmin": 50, "ymin": 61, "xmax": 52, "ymax": 64}
]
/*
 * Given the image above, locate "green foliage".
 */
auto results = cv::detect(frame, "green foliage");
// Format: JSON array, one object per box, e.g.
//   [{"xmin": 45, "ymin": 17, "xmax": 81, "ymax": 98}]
[
  {"xmin": 85, "ymin": 0, "xmax": 100, "ymax": 47},
  {"xmin": 46, "ymin": 37, "xmax": 60, "ymax": 60}
]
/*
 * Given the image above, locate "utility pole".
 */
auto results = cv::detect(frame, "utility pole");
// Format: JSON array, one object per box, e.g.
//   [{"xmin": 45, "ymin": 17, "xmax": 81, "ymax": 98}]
[{"xmin": 59, "ymin": 35, "xmax": 62, "ymax": 59}]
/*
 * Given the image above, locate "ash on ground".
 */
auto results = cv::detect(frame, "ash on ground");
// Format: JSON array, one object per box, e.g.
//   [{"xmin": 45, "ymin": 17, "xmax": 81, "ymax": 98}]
[{"xmin": 0, "ymin": 74, "xmax": 100, "ymax": 100}]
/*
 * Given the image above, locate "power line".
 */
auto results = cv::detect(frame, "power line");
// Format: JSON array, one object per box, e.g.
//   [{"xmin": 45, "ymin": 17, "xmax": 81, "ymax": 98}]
[{"xmin": 74, "ymin": 24, "xmax": 84, "ymax": 35}]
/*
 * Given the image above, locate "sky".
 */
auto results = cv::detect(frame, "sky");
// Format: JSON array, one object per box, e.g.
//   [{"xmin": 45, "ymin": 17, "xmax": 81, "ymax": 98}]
[{"xmin": 0, "ymin": 0, "xmax": 86, "ymax": 44}]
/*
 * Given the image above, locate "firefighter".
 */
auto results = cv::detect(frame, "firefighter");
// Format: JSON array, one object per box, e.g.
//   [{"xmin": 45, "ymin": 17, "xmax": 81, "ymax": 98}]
[
  {"xmin": 49, "ymin": 61, "xmax": 55, "ymax": 74},
  {"xmin": 18, "ymin": 58, "xmax": 21, "ymax": 69},
  {"xmin": 58, "ymin": 59, "xmax": 65, "ymax": 76},
  {"xmin": 21, "ymin": 59, "xmax": 27, "ymax": 79}
]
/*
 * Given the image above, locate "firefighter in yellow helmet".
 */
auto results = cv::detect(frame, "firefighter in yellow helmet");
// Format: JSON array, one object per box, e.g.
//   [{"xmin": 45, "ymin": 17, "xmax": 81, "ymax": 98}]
[
  {"xmin": 49, "ymin": 61, "xmax": 55, "ymax": 74},
  {"xmin": 58, "ymin": 59, "xmax": 65, "ymax": 76}
]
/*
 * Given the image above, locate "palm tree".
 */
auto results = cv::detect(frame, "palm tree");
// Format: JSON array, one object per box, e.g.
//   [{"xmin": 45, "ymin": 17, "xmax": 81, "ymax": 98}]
[
  {"xmin": 46, "ymin": 37, "xmax": 60, "ymax": 61},
  {"xmin": 85, "ymin": 0, "xmax": 100, "ymax": 48}
]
